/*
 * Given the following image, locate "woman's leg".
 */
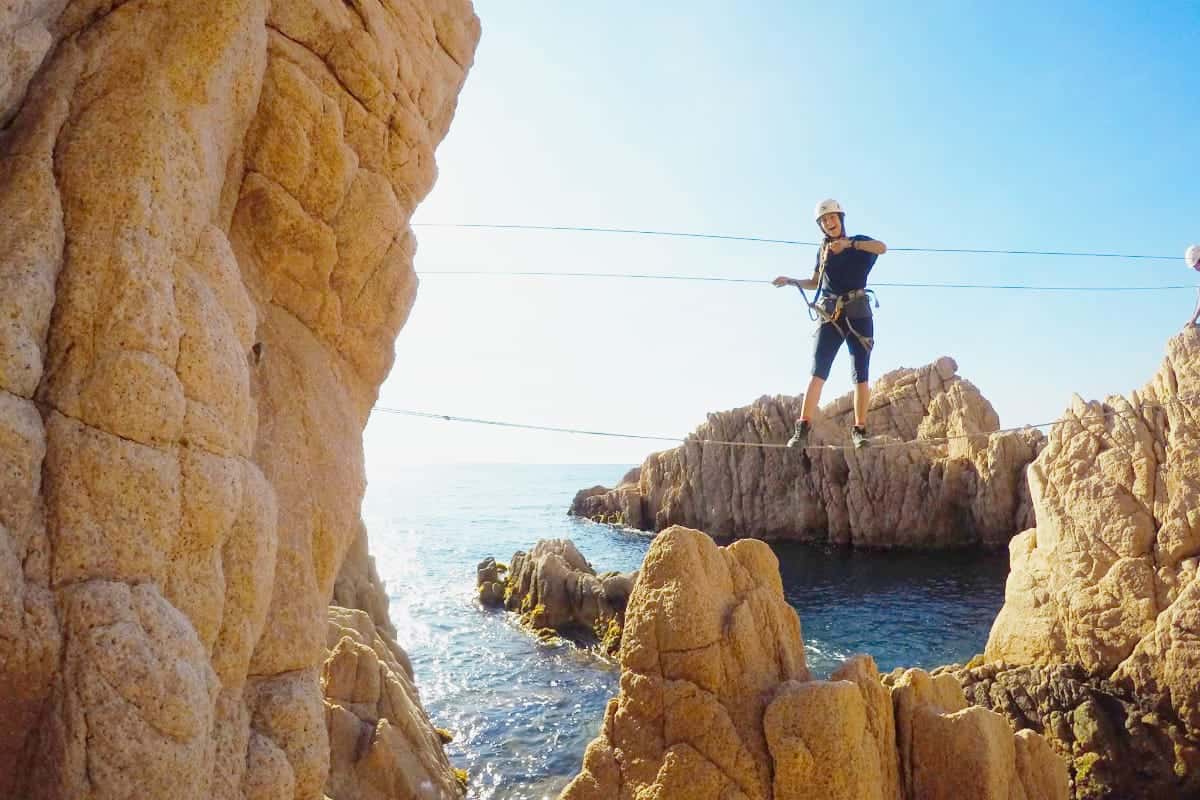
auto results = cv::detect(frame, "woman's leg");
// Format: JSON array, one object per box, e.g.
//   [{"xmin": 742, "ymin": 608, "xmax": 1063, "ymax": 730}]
[
  {"xmin": 853, "ymin": 383, "xmax": 869, "ymax": 427},
  {"xmin": 846, "ymin": 317, "xmax": 874, "ymax": 428},
  {"xmin": 805, "ymin": 323, "xmax": 845, "ymax": 420},
  {"xmin": 801, "ymin": 375, "xmax": 826, "ymax": 421},
  {"xmin": 788, "ymin": 323, "xmax": 844, "ymax": 447}
]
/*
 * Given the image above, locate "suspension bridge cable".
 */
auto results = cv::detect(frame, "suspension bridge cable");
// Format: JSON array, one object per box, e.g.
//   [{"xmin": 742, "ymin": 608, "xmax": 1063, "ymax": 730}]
[
  {"xmin": 374, "ymin": 408, "xmax": 681, "ymax": 443},
  {"xmin": 412, "ymin": 223, "xmax": 1179, "ymax": 261},
  {"xmin": 416, "ymin": 270, "xmax": 1198, "ymax": 292},
  {"xmin": 371, "ymin": 392, "xmax": 1197, "ymax": 453}
]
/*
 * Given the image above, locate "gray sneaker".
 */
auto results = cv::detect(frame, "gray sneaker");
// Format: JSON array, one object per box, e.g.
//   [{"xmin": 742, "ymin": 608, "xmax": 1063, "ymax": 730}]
[
  {"xmin": 786, "ymin": 420, "xmax": 811, "ymax": 449},
  {"xmin": 851, "ymin": 425, "xmax": 869, "ymax": 449}
]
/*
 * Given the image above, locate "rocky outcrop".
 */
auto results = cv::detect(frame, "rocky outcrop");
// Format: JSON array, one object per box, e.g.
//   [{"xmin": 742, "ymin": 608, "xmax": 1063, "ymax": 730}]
[
  {"xmin": 978, "ymin": 329, "xmax": 1200, "ymax": 798},
  {"xmin": 0, "ymin": 2, "xmax": 479, "ymax": 799},
  {"xmin": 988, "ymin": 330, "xmax": 1200, "ymax": 675},
  {"xmin": 571, "ymin": 358, "xmax": 1044, "ymax": 548},
  {"xmin": 335, "ymin": 522, "xmax": 401, "ymax": 655},
  {"xmin": 561, "ymin": 526, "xmax": 1068, "ymax": 799},
  {"xmin": 948, "ymin": 661, "xmax": 1200, "ymax": 800},
  {"xmin": 478, "ymin": 539, "xmax": 636, "ymax": 656},
  {"xmin": 324, "ymin": 607, "xmax": 465, "ymax": 800},
  {"xmin": 475, "ymin": 556, "xmax": 508, "ymax": 608}
]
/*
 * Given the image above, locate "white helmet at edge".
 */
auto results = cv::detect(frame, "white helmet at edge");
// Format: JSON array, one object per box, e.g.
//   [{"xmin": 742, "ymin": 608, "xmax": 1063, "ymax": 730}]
[
  {"xmin": 814, "ymin": 198, "xmax": 844, "ymax": 221},
  {"xmin": 1187, "ymin": 244, "xmax": 1200, "ymax": 271}
]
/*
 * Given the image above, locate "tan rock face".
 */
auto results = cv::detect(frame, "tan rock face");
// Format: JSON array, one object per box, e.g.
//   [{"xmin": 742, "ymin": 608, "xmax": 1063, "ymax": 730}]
[
  {"xmin": 0, "ymin": 2, "xmax": 478, "ymax": 798},
  {"xmin": 986, "ymin": 332, "xmax": 1200, "ymax": 721},
  {"xmin": 561, "ymin": 527, "xmax": 1066, "ymax": 800},
  {"xmin": 334, "ymin": 522, "xmax": 401, "ymax": 653},
  {"xmin": 571, "ymin": 358, "xmax": 1044, "ymax": 548},
  {"xmin": 890, "ymin": 667, "xmax": 1066, "ymax": 800},
  {"xmin": 0, "ymin": 1, "xmax": 69, "ymax": 126},
  {"xmin": 324, "ymin": 607, "xmax": 464, "ymax": 800}
]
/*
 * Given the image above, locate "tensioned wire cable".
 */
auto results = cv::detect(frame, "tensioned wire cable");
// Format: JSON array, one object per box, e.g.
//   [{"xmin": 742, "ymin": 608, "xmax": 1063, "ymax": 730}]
[
  {"xmin": 394, "ymin": 224, "xmax": 1198, "ymax": 449},
  {"xmin": 412, "ymin": 223, "xmax": 1180, "ymax": 261},
  {"xmin": 371, "ymin": 392, "xmax": 1198, "ymax": 453},
  {"xmin": 416, "ymin": 270, "xmax": 1198, "ymax": 292}
]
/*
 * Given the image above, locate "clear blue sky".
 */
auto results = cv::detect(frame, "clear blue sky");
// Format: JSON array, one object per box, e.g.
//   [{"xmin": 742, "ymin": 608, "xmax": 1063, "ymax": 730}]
[{"xmin": 366, "ymin": 1, "xmax": 1199, "ymax": 468}]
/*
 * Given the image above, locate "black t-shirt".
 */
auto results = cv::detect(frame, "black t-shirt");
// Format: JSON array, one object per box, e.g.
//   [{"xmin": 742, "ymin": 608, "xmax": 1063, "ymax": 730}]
[{"xmin": 815, "ymin": 235, "xmax": 878, "ymax": 296}]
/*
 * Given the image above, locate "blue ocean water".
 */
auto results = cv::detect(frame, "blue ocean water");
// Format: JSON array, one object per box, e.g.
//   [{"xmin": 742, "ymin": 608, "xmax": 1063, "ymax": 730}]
[{"xmin": 363, "ymin": 463, "xmax": 1009, "ymax": 800}]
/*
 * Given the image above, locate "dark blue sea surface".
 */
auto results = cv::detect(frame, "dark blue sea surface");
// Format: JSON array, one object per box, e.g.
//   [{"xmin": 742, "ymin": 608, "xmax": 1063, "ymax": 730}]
[{"xmin": 364, "ymin": 464, "xmax": 1009, "ymax": 799}]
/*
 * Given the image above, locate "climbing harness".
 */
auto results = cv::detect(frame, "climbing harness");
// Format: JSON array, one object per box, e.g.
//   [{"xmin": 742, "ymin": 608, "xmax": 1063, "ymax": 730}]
[
  {"xmin": 794, "ymin": 241, "xmax": 879, "ymax": 353},
  {"xmin": 805, "ymin": 288, "xmax": 878, "ymax": 352}
]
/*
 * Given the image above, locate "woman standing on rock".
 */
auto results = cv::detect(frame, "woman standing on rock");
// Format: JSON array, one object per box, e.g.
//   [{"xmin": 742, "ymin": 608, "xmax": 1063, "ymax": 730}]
[{"xmin": 772, "ymin": 199, "xmax": 887, "ymax": 449}]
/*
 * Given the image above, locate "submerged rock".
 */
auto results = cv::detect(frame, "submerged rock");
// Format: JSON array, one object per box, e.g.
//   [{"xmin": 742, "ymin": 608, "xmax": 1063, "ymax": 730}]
[
  {"xmin": 571, "ymin": 358, "xmax": 1043, "ymax": 549},
  {"xmin": 477, "ymin": 539, "xmax": 636, "ymax": 656},
  {"xmin": 560, "ymin": 526, "xmax": 1067, "ymax": 800}
]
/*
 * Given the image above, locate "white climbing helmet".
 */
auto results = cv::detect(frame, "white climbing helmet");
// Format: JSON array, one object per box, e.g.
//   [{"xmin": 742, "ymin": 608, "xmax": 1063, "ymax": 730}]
[
  {"xmin": 1187, "ymin": 244, "xmax": 1200, "ymax": 271},
  {"xmin": 814, "ymin": 198, "xmax": 844, "ymax": 222}
]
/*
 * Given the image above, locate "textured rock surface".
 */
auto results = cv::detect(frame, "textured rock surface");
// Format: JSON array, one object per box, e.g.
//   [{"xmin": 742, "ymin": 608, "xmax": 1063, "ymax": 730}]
[
  {"xmin": 560, "ymin": 527, "xmax": 1066, "ymax": 800},
  {"xmin": 940, "ymin": 329, "xmax": 1200, "ymax": 799},
  {"xmin": 949, "ymin": 661, "xmax": 1200, "ymax": 800},
  {"xmin": 479, "ymin": 539, "xmax": 636, "ymax": 656},
  {"xmin": 0, "ymin": 2, "xmax": 479, "ymax": 799},
  {"xmin": 324, "ymin": 607, "xmax": 464, "ymax": 800},
  {"xmin": 475, "ymin": 556, "xmax": 508, "ymax": 608},
  {"xmin": 335, "ymin": 522, "xmax": 400, "ymax": 650},
  {"xmin": 988, "ymin": 331, "xmax": 1200, "ymax": 676},
  {"xmin": 571, "ymin": 358, "xmax": 1044, "ymax": 548},
  {"xmin": 0, "ymin": 0, "xmax": 69, "ymax": 126}
]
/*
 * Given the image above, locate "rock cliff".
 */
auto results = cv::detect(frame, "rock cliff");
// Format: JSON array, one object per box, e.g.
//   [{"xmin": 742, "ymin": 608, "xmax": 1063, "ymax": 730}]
[
  {"xmin": 976, "ymin": 329, "xmax": 1200, "ymax": 798},
  {"xmin": 0, "ymin": 2, "xmax": 479, "ymax": 798},
  {"xmin": 572, "ymin": 358, "xmax": 1043, "ymax": 548}
]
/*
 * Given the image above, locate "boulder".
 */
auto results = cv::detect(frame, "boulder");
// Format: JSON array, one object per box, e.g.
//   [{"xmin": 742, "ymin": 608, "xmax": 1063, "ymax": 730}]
[{"xmin": 478, "ymin": 539, "xmax": 636, "ymax": 656}]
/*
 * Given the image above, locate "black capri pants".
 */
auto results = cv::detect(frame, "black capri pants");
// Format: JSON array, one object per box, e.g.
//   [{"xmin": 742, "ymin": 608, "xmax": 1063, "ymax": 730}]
[{"xmin": 812, "ymin": 316, "xmax": 874, "ymax": 384}]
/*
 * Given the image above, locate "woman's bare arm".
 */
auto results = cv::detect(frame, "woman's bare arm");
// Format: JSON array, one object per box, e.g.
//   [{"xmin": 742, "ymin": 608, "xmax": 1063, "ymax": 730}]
[{"xmin": 773, "ymin": 271, "xmax": 819, "ymax": 290}]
